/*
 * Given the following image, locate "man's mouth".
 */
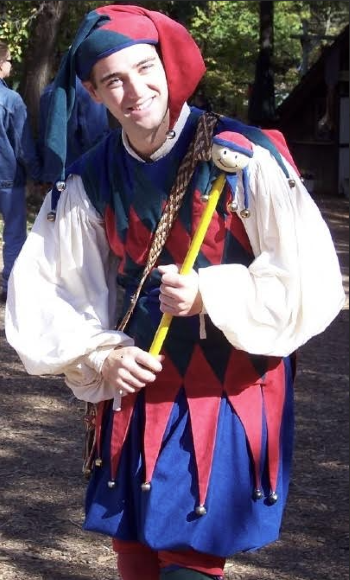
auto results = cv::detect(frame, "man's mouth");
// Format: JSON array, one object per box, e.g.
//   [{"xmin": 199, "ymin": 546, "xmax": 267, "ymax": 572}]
[{"xmin": 129, "ymin": 97, "xmax": 154, "ymax": 112}]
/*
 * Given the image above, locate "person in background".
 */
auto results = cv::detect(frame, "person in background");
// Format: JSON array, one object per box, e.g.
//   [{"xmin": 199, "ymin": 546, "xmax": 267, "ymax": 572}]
[
  {"xmin": 38, "ymin": 74, "xmax": 111, "ymax": 187},
  {"xmin": 5, "ymin": 6, "xmax": 345, "ymax": 580},
  {"xmin": 0, "ymin": 40, "xmax": 41, "ymax": 303}
]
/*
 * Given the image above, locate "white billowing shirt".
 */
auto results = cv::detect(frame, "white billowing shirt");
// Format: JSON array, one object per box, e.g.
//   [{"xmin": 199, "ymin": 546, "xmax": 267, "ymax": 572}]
[
  {"xmin": 199, "ymin": 145, "xmax": 345, "ymax": 355},
  {"xmin": 5, "ymin": 120, "xmax": 345, "ymax": 404}
]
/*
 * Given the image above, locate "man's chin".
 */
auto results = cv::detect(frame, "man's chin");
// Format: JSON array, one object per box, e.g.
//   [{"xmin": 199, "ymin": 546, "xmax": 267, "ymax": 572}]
[{"xmin": 133, "ymin": 116, "xmax": 167, "ymax": 133}]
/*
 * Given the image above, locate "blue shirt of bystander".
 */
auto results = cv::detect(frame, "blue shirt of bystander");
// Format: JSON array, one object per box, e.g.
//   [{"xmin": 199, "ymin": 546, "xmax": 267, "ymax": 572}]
[
  {"xmin": 0, "ymin": 43, "xmax": 41, "ymax": 301},
  {"xmin": 0, "ymin": 77, "xmax": 41, "ymax": 187}
]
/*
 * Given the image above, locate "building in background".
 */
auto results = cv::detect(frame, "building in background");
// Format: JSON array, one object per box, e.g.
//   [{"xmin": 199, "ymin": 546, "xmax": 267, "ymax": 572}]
[{"xmin": 276, "ymin": 25, "xmax": 349, "ymax": 197}]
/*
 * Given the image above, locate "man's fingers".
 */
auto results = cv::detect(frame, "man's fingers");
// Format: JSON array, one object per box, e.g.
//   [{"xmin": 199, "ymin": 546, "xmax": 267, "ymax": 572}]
[
  {"xmin": 160, "ymin": 283, "xmax": 185, "ymax": 299},
  {"xmin": 160, "ymin": 303, "xmax": 180, "ymax": 315},
  {"xmin": 158, "ymin": 264, "xmax": 179, "ymax": 275},
  {"xmin": 118, "ymin": 380, "xmax": 137, "ymax": 394},
  {"xmin": 159, "ymin": 294, "xmax": 185, "ymax": 312},
  {"xmin": 128, "ymin": 363, "xmax": 158, "ymax": 385},
  {"xmin": 135, "ymin": 350, "xmax": 163, "ymax": 374},
  {"xmin": 118, "ymin": 372, "xmax": 145, "ymax": 392},
  {"xmin": 103, "ymin": 347, "xmax": 164, "ymax": 395},
  {"xmin": 158, "ymin": 264, "xmax": 184, "ymax": 288},
  {"xmin": 161, "ymin": 273, "xmax": 184, "ymax": 288}
]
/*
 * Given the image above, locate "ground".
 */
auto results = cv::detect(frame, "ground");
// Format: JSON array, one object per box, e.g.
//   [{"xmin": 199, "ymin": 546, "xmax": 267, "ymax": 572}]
[{"xmin": 0, "ymin": 195, "xmax": 348, "ymax": 580}]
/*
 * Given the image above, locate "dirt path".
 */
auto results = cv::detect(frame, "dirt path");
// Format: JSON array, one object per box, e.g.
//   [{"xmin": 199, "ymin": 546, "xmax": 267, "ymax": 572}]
[{"xmin": 0, "ymin": 195, "xmax": 348, "ymax": 580}]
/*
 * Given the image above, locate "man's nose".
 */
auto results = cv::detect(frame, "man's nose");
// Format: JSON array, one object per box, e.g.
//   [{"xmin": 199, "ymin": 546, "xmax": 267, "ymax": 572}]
[{"xmin": 125, "ymin": 75, "xmax": 145, "ymax": 100}]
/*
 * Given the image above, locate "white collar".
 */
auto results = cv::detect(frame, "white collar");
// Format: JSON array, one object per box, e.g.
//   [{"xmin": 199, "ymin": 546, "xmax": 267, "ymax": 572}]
[{"xmin": 122, "ymin": 103, "xmax": 191, "ymax": 162}]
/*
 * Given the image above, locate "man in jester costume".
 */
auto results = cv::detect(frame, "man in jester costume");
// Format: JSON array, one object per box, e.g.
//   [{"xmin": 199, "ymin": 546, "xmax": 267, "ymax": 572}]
[{"xmin": 5, "ymin": 5, "xmax": 345, "ymax": 580}]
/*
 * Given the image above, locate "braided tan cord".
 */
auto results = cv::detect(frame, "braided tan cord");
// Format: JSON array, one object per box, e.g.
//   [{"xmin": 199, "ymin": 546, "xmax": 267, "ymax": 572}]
[
  {"xmin": 82, "ymin": 113, "xmax": 219, "ymax": 477},
  {"xmin": 118, "ymin": 112, "xmax": 218, "ymax": 332}
]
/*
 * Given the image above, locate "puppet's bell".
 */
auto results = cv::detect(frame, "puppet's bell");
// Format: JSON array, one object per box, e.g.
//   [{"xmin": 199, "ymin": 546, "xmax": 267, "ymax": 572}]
[
  {"xmin": 47, "ymin": 211, "xmax": 57, "ymax": 222},
  {"xmin": 240, "ymin": 208, "xmax": 251, "ymax": 219},
  {"xmin": 55, "ymin": 180, "xmax": 66, "ymax": 192},
  {"xmin": 227, "ymin": 200, "xmax": 239, "ymax": 213}
]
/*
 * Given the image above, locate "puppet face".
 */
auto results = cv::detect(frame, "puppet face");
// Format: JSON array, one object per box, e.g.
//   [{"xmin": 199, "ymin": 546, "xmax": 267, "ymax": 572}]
[
  {"xmin": 211, "ymin": 143, "xmax": 251, "ymax": 173},
  {"xmin": 84, "ymin": 44, "xmax": 169, "ymax": 141}
]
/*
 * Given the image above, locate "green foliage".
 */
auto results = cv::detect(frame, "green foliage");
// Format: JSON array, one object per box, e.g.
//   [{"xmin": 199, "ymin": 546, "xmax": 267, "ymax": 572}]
[
  {"xmin": 0, "ymin": 1, "xmax": 40, "ymax": 60},
  {"xmin": 189, "ymin": 1, "xmax": 260, "ymax": 117},
  {"xmin": 274, "ymin": 0, "xmax": 348, "ymax": 104},
  {"xmin": 0, "ymin": 0, "xmax": 348, "ymax": 117}
]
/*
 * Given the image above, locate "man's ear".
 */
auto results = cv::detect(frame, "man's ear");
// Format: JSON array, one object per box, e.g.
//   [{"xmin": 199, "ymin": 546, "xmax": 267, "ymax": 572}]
[{"xmin": 82, "ymin": 80, "xmax": 103, "ymax": 104}]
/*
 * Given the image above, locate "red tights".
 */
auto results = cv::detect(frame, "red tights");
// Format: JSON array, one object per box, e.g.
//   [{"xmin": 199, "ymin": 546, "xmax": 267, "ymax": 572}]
[{"xmin": 113, "ymin": 540, "xmax": 225, "ymax": 580}]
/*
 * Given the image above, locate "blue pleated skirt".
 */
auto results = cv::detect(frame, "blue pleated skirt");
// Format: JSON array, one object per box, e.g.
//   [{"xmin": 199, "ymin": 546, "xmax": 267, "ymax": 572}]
[{"xmin": 84, "ymin": 357, "xmax": 294, "ymax": 558}]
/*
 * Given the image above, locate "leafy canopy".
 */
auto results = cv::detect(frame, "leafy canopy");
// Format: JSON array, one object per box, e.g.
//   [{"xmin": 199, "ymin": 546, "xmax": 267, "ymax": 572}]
[{"xmin": 0, "ymin": 0, "xmax": 348, "ymax": 117}]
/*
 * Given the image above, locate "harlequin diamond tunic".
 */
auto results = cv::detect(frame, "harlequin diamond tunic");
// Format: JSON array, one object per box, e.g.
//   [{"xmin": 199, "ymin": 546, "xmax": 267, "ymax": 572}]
[
  {"xmin": 5, "ymin": 106, "xmax": 344, "ymax": 558},
  {"xmin": 72, "ymin": 108, "xmax": 294, "ymax": 556}
]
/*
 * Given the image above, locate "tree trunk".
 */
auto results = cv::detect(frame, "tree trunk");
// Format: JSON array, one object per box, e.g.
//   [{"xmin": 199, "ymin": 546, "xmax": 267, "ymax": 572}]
[
  {"xmin": 0, "ymin": 1, "xmax": 6, "ymax": 18},
  {"xmin": 19, "ymin": 0, "xmax": 68, "ymax": 134},
  {"xmin": 248, "ymin": 0, "xmax": 276, "ymax": 126}
]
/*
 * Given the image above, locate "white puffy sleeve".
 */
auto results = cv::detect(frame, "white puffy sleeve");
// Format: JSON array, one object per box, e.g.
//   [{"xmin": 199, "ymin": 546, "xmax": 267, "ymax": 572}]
[
  {"xmin": 5, "ymin": 174, "xmax": 133, "ymax": 402},
  {"xmin": 198, "ymin": 146, "xmax": 345, "ymax": 356}
]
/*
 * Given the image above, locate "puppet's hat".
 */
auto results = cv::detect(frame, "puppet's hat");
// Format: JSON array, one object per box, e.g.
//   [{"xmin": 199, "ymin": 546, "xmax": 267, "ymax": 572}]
[{"xmin": 213, "ymin": 131, "xmax": 254, "ymax": 158}]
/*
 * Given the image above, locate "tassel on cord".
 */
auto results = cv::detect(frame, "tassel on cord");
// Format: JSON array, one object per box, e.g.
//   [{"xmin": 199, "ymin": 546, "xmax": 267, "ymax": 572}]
[{"xmin": 199, "ymin": 312, "xmax": 207, "ymax": 340}]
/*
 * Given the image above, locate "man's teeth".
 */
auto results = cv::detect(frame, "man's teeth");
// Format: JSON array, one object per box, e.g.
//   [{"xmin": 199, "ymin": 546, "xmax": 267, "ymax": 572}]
[{"xmin": 132, "ymin": 98, "xmax": 153, "ymax": 111}]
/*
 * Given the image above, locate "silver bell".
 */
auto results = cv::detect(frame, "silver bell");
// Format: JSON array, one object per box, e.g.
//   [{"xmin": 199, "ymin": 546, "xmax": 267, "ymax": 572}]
[
  {"xmin": 227, "ymin": 200, "xmax": 239, "ymax": 213},
  {"xmin": 107, "ymin": 480, "xmax": 116, "ymax": 489},
  {"xmin": 253, "ymin": 488, "xmax": 264, "ymax": 501},
  {"xmin": 141, "ymin": 482, "xmax": 151, "ymax": 492},
  {"xmin": 269, "ymin": 491, "xmax": 278, "ymax": 504},
  {"xmin": 195, "ymin": 505, "xmax": 207, "ymax": 516},
  {"xmin": 288, "ymin": 178, "xmax": 296, "ymax": 188},
  {"xmin": 55, "ymin": 180, "xmax": 66, "ymax": 192},
  {"xmin": 240, "ymin": 208, "xmax": 251, "ymax": 219},
  {"xmin": 200, "ymin": 193, "xmax": 210, "ymax": 203},
  {"xmin": 46, "ymin": 211, "xmax": 56, "ymax": 222},
  {"xmin": 83, "ymin": 467, "xmax": 92, "ymax": 480}
]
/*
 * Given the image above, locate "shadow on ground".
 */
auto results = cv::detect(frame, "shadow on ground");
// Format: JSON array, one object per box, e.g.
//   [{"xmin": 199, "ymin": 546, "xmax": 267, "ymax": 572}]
[{"xmin": 0, "ymin": 195, "xmax": 348, "ymax": 580}]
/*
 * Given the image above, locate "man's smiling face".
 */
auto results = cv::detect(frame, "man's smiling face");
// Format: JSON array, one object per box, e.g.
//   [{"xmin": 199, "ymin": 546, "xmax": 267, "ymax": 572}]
[{"xmin": 84, "ymin": 44, "xmax": 169, "ymax": 142}]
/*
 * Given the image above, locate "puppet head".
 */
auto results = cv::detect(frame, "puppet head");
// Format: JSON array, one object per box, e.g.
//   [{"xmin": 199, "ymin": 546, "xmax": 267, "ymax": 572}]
[
  {"xmin": 212, "ymin": 131, "xmax": 254, "ymax": 173},
  {"xmin": 210, "ymin": 131, "xmax": 254, "ymax": 218}
]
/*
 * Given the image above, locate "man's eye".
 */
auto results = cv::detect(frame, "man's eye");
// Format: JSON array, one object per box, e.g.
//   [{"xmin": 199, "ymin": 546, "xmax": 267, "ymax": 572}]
[
  {"xmin": 107, "ymin": 78, "xmax": 122, "ymax": 88},
  {"xmin": 141, "ymin": 63, "xmax": 154, "ymax": 72}
]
